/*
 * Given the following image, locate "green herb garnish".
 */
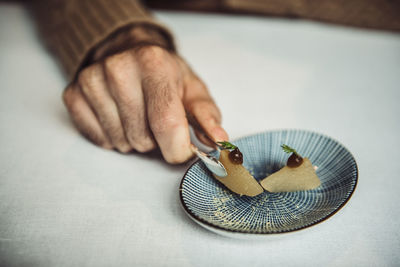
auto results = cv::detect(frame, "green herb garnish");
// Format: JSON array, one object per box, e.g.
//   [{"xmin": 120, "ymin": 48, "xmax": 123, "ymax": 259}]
[
  {"xmin": 217, "ymin": 141, "xmax": 238, "ymax": 150},
  {"xmin": 281, "ymin": 144, "xmax": 300, "ymax": 156}
]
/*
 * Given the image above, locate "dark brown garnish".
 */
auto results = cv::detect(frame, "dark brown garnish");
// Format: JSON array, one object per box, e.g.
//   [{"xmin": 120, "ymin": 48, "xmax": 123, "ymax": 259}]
[
  {"xmin": 287, "ymin": 153, "xmax": 303, "ymax": 168},
  {"xmin": 281, "ymin": 144, "xmax": 303, "ymax": 168},
  {"xmin": 229, "ymin": 148, "xmax": 243, "ymax": 164}
]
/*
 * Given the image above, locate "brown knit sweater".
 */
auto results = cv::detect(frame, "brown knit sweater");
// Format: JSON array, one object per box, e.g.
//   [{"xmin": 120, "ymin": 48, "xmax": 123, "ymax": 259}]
[{"xmin": 29, "ymin": 0, "xmax": 400, "ymax": 82}]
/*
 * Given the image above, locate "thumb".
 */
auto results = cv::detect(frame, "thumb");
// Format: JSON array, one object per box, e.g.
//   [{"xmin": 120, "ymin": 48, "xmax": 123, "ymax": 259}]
[{"xmin": 183, "ymin": 78, "xmax": 229, "ymax": 145}]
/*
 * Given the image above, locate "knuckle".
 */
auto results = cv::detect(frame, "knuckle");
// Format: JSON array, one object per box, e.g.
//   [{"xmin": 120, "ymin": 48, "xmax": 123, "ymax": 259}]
[
  {"xmin": 103, "ymin": 51, "xmax": 131, "ymax": 73},
  {"xmin": 191, "ymin": 99, "xmax": 213, "ymax": 111},
  {"xmin": 132, "ymin": 138, "xmax": 156, "ymax": 153},
  {"xmin": 136, "ymin": 45, "xmax": 166, "ymax": 60},
  {"xmin": 191, "ymin": 100, "xmax": 221, "ymax": 123},
  {"xmin": 62, "ymin": 88, "xmax": 81, "ymax": 115},
  {"xmin": 150, "ymin": 112, "xmax": 185, "ymax": 136},
  {"xmin": 77, "ymin": 66, "xmax": 105, "ymax": 97},
  {"xmin": 78, "ymin": 65, "xmax": 98, "ymax": 87},
  {"xmin": 136, "ymin": 46, "xmax": 171, "ymax": 70},
  {"xmin": 201, "ymin": 115, "xmax": 216, "ymax": 126},
  {"xmin": 112, "ymin": 82, "xmax": 137, "ymax": 106},
  {"xmin": 62, "ymin": 86, "xmax": 75, "ymax": 106}
]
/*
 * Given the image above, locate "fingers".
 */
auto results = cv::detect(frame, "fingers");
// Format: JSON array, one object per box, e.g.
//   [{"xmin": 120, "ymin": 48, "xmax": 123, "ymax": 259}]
[
  {"xmin": 63, "ymin": 84, "xmax": 112, "ymax": 149},
  {"xmin": 183, "ymin": 77, "xmax": 229, "ymax": 144},
  {"xmin": 78, "ymin": 64, "xmax": 132, "ymax": 153},
  {"xmin": 143, "ymin": 75, "xmax": 193, "ymax": 163},
  {"xmin": 103, "ymin": 51, "xmax": 156, "ymax": 152},
  {"xmin": 66, "ymin": 45, "xmax": 226, "ymax": 165},
  {"xmin": 139, "ymin": 47, "xmax": 193, "ymax": 163}
]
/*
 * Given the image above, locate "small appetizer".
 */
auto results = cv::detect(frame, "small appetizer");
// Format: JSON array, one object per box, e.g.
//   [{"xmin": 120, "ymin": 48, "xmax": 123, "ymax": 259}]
[
  {"xmin": 260, "ymin": 145, "xmax": 321, "ymax": 192},
  {"xmin": 213, "ymin": 141, "xmax": 264, "ymax": 197}
]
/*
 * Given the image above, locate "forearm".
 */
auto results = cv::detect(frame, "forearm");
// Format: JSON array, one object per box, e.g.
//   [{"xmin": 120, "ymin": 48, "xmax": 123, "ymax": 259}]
[{"xmin": 29, "ymin": 0, "xmax": 175, "ymax": 82}]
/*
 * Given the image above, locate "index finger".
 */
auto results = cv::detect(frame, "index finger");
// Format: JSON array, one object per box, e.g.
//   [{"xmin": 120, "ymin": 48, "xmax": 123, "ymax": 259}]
[{"xmin": 142, "ymin": 75, "xmax": 193, "ymax": 164}]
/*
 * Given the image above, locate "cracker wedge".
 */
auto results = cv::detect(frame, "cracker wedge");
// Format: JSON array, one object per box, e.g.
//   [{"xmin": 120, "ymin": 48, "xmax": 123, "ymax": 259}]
[
  {"xmin": 260, "ymin": 158, "xmax": 320, "ymax": 192},
  {"xmin": 213, "ymin": 150, "xmax": 264, "ymax": 197}
]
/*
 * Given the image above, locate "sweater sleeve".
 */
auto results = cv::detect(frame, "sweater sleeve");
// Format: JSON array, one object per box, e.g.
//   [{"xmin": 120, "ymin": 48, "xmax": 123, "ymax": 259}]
[
  {"xmin": 146, "ymin": 0, "xmax": 400, "ymax": 32},
  {"xmin": 29, "ymin": 0, "xmax": 175, "ymax": 82}
]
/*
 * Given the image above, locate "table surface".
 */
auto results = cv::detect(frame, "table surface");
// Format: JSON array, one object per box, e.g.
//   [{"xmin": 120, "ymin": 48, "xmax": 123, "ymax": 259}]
[{"xmin": 1, "ymin": 3, "xmax": 400, "ymax": 267}]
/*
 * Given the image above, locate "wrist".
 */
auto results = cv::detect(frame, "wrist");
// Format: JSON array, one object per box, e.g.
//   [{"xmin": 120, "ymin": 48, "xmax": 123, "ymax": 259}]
[{"xmin": 87, "ymin": 23, "xmax": 175, "ymax": 64}]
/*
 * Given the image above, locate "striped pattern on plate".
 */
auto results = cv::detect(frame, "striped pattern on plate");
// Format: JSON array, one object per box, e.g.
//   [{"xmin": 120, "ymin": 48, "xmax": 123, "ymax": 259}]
[{"xmin": 179, "ymin": 130, "xmax": 358, "ymax": 235}]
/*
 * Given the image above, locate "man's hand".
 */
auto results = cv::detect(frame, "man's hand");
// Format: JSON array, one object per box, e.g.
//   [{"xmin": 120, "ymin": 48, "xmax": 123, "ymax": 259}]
[{"xmin": 63, "ymin": 45, "xmax": 228, "ymax": 163}]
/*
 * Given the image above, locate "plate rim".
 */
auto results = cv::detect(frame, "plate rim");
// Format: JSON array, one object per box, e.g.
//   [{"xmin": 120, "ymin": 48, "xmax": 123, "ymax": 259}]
[{"xmin": 179, "ymin": 129, "xmax": 359, "ymax": 235}]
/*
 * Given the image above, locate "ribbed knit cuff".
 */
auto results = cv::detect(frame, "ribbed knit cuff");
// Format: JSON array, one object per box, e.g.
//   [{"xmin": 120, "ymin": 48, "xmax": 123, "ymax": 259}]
[
  {"xmin": 31, "ymin": 0, "xmax": 175, "ymax": 82},
  {"xmin": 223, "ymin": 0, "xmax": 400, "ymax": 31},
  {"xmin": 85, "ymin": 23, "xmax": 176, "ymax": 68}
]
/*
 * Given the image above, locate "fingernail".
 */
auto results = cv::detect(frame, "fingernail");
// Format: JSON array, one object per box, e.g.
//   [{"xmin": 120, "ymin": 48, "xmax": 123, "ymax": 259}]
[
  {"xmin": 211, "ymin": 126, "xmax": 229, "ymax": 142},
  {"xmin": 117, "ymin": 143, "xmax": 132, "ymax": 154}
]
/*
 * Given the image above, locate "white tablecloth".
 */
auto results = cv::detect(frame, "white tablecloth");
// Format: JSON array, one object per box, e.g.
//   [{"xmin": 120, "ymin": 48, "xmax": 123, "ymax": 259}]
[{"xmin": 1, "ymin": 3, "xmax": 399, "ymax": 266}]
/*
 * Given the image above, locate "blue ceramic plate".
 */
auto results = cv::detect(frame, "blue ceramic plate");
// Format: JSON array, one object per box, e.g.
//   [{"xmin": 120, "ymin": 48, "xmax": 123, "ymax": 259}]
[{"xmin": 179, "ymin": 130, "xmax": 358, "ymax": 236}]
